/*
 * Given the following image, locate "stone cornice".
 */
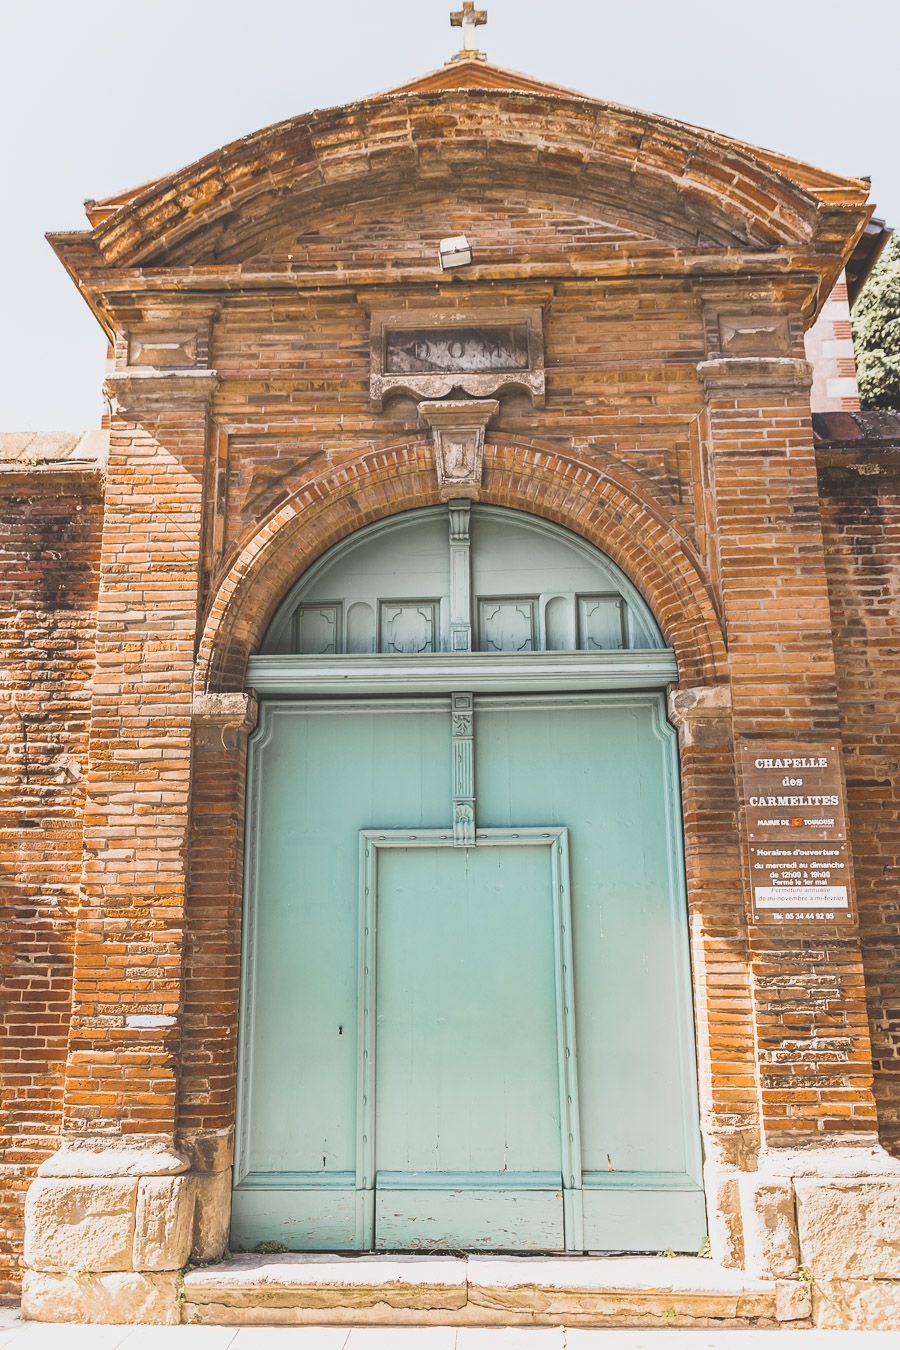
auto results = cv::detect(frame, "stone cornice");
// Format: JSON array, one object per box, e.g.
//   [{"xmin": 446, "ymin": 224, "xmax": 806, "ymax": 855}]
[
  {"xmin": 697, "ymin": 357, "xmax": 813, "ymax": 394},
  {"xmin": 72, "ymin": 254, "xmax": 834, "ymax": 297},
  {"xmin": 245, "ymin": 651, "xmax": 680, "ymax": 697},
  {"xmin": 104, "ymin": 368, "xmax": 220, "ymax": 414}
]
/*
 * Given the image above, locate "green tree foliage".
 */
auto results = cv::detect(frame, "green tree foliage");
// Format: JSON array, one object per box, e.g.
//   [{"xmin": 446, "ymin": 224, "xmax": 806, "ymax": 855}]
[{"xmin": 852, "ymin": 233, "xmax": 900, "ymax": 410}]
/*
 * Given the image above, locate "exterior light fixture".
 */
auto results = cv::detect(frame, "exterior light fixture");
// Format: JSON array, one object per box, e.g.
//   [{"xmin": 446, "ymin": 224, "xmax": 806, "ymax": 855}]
[{"xmin": 439, "ymin": 235, "xmax": 473, "ymax": 270}]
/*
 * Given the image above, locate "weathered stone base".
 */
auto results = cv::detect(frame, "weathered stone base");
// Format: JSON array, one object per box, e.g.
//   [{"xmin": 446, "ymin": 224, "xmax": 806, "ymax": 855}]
[
  {"xmin": 21, "ymin": 1270, "xmax": 180, "ymax": 1325},
  {"xmin": 705, "ymin": 1144, "xmax": 900, "ymax": 1329},
  {"xmin": 19, "ymin": 1136, "xmax": 900, "ymax": 1328},
  {"xmin": 812, "ymin": 1279, "xmax": 900, "ymax": 1329},
  {"xmin": 794, "ymin": 1166, "xmax": 900, "ymax": 1329},
  {"xmin": 20, "ymin": 1133, "xmax": 231, "ymax": 1324},
  {"xmin": 181, "ymin": 1254, "xmax": 809, "ymax": 1328}
]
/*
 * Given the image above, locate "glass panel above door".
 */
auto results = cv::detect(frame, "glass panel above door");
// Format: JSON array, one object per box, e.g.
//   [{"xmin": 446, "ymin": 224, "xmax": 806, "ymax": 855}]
[{"xmin": 260, "ymin": 504, "xmax": 666, "ymax": 656}]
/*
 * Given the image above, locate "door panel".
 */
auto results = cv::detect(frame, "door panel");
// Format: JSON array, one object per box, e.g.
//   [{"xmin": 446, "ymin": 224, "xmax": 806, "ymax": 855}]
[
  {"xmin": 232, "ymin": 702, "xmax": 451, "ymax": 1250},
  {"xmin": 476, "ymin": 696, "xmax": 706, "ymax": 1250},
  {"xmin": 375, "ymin": 1188, "xmax": 563, "ymax": 1252},
  {"xmin": 373, "ymin": 843, "xmax": 564, "ymax": 1250}
]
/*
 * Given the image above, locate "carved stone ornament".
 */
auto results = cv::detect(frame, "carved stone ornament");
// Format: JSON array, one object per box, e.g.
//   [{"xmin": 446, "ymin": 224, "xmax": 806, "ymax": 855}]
[
  {"xmin": 128, "ymin": 332, "xmax": 200, "ymax": 368},
  {"xmin": 366, "ymin": 304, "xmax": 545, "ymax": 408},
  {"xmin": 717, "ymin": 314, "xmax": 791, "ymax": 358},
  {"xmin": 419, "ymin": 398, "xmax": 499, "ymax": 500}
]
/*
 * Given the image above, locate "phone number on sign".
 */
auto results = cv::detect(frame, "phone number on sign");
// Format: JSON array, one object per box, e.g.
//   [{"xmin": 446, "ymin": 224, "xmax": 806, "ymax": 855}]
[{"xmin": 767, "ymin": 912, "xmax": 845, "ymax": 922}]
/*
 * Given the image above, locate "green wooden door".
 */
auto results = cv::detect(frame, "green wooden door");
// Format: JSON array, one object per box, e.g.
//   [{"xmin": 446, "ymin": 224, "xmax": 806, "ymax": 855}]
[
  {"xmin": 233, "ymin": 693, "xmax": 705, "ymax": 1253},
  {"xmin": 372, "ymin": 841, "xmax": 569, "ymax": 1249}
]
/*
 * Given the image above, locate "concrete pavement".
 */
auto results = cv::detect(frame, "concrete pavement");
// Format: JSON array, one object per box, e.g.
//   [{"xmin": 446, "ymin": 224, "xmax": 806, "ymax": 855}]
[{"xmin": 0, "ymin": 1313, "xmax": 898, "ymax": 1350}]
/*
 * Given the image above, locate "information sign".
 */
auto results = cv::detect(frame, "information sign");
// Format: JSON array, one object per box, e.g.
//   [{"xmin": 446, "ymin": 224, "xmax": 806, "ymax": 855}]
[{"xmin": 739, "ymin": 744, "xmax": 855, "ymax": 924}]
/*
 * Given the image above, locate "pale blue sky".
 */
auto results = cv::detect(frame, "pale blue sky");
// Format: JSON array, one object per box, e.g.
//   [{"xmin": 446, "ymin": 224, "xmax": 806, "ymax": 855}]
[{"xmin": 2, "ymin": 0, "xmax": 898, "ymax": 430}]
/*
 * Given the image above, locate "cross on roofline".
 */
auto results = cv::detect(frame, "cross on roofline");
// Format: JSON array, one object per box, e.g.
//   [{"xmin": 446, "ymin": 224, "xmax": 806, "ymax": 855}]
[{"xmin": 450, "ymin": 2, "xmax": 488, "ymax": 58}]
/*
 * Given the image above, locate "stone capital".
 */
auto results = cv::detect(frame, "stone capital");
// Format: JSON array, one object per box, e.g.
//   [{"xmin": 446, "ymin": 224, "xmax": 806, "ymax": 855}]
[
  {"xmin": 104, "ymin": 368, "xmax": 220, "ymax": 416},
  {"xmin": 192, "ymin": 691, "xmax": 259, "ymax": 733},
  {"xmin": 419, "ymin": 397, "xmax": 499, "ymax": 499},
  {"xmin": 697, "ymin": 356, "xmax": 813, "ymax": 396},
  {"xmin": 668, "ymin": 683, "xmax": 732, "ymax": 724}
]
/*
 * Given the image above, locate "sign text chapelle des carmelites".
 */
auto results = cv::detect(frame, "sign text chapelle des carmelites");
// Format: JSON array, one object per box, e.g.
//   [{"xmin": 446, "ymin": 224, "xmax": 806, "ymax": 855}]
[{"xmin": 739, "ymin": 744, "xmax": 855, "ymax": 924}]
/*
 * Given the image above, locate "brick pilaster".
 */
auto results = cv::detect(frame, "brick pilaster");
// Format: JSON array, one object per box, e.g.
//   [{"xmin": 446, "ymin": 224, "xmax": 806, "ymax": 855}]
[
  {"xmin": 667, "ymin": 685, "xmax": 758, "ymax": 1159},
  {"xmin": 699, "ymin": 355, "xmax": 878, "ymax": 1144},
  {"xmin": 179, "ymin": 693, "xmax": 257, "ymax": 1159},
  {"xmin": 62, "ymin": 369, "xmax": 219, "ymax": 1139}
]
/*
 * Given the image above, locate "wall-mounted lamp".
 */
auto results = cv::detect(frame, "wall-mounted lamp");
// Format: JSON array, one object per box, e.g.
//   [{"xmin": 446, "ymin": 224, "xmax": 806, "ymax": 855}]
[{"xmin": 439, "ymin": 235, "xmax": 473, "ymax": 270}]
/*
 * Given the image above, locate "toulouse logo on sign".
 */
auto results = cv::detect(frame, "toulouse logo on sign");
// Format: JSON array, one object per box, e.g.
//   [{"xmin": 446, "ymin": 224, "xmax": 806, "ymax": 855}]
[{"xmin": 738, "ymin": 744, "xmax": 856, "ymax": 926}]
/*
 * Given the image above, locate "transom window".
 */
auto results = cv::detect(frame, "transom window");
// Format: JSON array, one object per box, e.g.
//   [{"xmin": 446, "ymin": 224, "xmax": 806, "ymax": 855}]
[{"xmin": 260, "ymin": 504, "xmax": 665, "ymax": 656}]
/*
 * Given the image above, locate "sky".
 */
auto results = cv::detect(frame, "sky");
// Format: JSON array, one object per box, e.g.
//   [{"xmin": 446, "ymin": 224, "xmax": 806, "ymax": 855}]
[{"xmin": 1, "ymin": 0, "xmax": 898, "ymax": 431}]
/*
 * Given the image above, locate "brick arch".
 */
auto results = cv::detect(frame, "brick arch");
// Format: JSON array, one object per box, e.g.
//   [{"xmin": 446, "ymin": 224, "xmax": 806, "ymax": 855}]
[
  {"xmin": 195, "ymin": 440, "xmax": 727, "ymax": 694},
  {"xmin": 85, "ymin": 89, "xmax": 860, "ymax": 271}
]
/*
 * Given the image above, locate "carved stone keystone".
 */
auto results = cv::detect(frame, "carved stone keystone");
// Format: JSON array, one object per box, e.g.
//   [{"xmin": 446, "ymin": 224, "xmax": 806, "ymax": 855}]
[{"xmin": 419, "ymin": 398, "xmax": 498, "ymax": 499}]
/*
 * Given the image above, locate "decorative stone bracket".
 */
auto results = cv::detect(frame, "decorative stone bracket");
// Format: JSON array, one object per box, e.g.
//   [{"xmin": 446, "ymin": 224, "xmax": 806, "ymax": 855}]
[
  {"xmin": 192, "ymin": 691, "xmax": 258, "ymax": 733},
  {"xmin": 192, "ymin": 692, "xmax": 259, "ymax": 757},
  {"xmin": 419, "ymin": 398, "xmax": 498, "ymax": 499}
]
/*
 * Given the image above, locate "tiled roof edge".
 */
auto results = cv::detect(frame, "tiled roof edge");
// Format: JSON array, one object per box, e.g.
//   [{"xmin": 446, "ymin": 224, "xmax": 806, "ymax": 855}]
[
  {"xmin": 0, "ymin": 430, "xmax": 109, "ymax": 468},
  {"xmin": 812, "ymin": 410, "xmax": 900, "ymax": 447}
]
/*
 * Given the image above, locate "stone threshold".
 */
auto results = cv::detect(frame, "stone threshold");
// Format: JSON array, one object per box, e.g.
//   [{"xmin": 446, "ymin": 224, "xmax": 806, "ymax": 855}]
[{"xmin": 182, "ymin": 1254, "xmax": 811, "ymax": 1328}]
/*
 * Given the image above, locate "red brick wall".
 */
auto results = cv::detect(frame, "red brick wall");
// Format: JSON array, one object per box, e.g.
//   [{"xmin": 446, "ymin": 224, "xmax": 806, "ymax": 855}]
[
  {"xmin": 0, "ymin": 471, "xmax": 103, "ymax": 1297},
  {"xmin": 805, "ymin": 276, "xmax": 861, "ymax": 413},
  {"xmin": 818, "ymin": 449, "xmax": 900, "ymax": 1155},
  {"xmin": 3, "ymin": 368, "xmax": 899, "ymax": 1298}
]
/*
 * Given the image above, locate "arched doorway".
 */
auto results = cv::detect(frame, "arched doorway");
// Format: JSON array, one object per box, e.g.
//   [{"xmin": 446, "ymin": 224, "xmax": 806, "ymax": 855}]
[{"xmin": 234, "ymin": 504, "xmax": 705, "ymax": 1253}]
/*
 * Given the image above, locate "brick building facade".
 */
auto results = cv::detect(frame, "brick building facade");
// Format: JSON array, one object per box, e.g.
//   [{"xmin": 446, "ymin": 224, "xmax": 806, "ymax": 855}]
[{"xmin": 1, "ymin": 47, "xmax": 898, "ymax": 1329}]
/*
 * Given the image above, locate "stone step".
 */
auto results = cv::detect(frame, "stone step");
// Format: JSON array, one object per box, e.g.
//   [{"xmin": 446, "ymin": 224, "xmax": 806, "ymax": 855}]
[{"xmin": 182, "ymin": 1255, "xmax": 812, "ymax": 1328}]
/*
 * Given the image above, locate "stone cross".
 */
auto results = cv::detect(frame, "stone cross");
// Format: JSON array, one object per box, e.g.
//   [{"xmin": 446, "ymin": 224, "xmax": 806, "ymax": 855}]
[{"xmin": 450, "ymin": 2, "xmax": 488, "ymax": 52}]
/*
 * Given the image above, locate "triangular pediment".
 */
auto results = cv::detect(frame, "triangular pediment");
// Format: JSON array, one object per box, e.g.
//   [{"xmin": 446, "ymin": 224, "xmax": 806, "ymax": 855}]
[
  {"xmin": 50, "ymin": 62, "xmax": 873, "ymax": 331},
  {"xmin": 383, "ymin": 54, "xmax": 585, "ymax": 99}
]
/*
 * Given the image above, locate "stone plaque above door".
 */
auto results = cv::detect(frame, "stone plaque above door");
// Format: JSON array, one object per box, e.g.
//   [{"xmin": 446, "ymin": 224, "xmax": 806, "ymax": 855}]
[
  {"xmin": 385, "ymin": 325, "xmax": 529, "ymax": 375},
  {"xmin": 366, "ymin": 303, "xmax": 546, "ymax": 407}
]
